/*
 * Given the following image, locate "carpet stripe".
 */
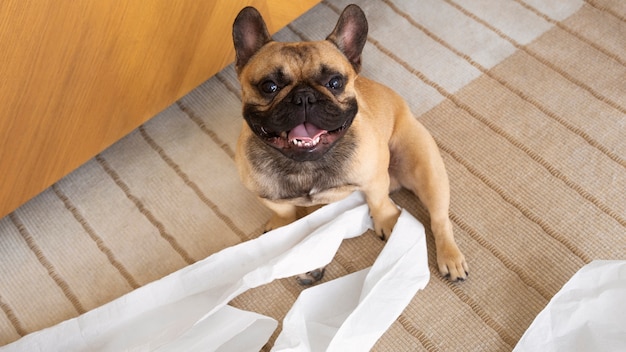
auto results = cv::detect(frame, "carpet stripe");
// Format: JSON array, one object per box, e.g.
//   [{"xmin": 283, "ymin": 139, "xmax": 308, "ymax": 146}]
[
  {"xmin": 51, "ymin": 184, "xmax": 140, "ymax": 290},
  {"xmin": 8, "ymin": 213, "xmax": 85, "ymax": 315},
  {"xmin": 95, "ymin": 154, "xmax": 196, "ymax": 265},
  {"xmin": 215, "ymin": 72, "xmax": 243, "ymax": 101},
  {"xmin": 176, "ymin": 100, "xmax": 236, "ymax": 160},
  {"xmin": 138, "ymin": 125, "xmax": 249, "ymax": 243},
  {"xmin": 398, "ymin": 315, "xmax": 441, "ymax": 352},
  {"xmin": 400, "ymin": 168, "xmax": 556, "ymax": 299},
  {"xmin": 482, "ymin": 71, "xmax": 626, "ymax": 168},
  {"xmin": 516, "ymin": 1, "xmax": 626, "ymax": 67},
  {"xmin": 443, "ymin": 0, "xmax": 626, "ymax": 115},
  {"xmin": 442, "ymin": 89, "xmax": 626, "ymax": 228},
  {"xmin": 448, "ymin": 212, "xmax": 552, "ymax": 300},
  {"xmin": 440, "ymin": 144, "xmax": 592, "ymax": 264},
  {"xmin": 382, "ymin": 0, "xmax": 625, "ymax": 168},
  {"xmin": 431, "ymin": 266, "xmax": 517, "ymax": 348},
  {"xmin": 585, "ymin": 0, "xmax": 626, "ymax": 22},
  {"xmin": 0, "ymin": 294, "xmax": 25, "ymax": 338}
]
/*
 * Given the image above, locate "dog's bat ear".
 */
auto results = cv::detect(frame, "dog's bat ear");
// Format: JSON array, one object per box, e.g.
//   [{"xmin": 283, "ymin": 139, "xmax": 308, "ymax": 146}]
[
  {"xmin": 233, "ymin": 7, "xmax": 272, "ymax": 74},
  {"xmin": 326, "ymin": 4, "xmax": 369, "ymax": 72}
]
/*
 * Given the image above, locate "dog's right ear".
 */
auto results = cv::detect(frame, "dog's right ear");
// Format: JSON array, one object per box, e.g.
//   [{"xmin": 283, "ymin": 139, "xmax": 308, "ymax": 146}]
[{"xmin": 232, "ymin": 7, "xmax": 272, "ymax": 74}]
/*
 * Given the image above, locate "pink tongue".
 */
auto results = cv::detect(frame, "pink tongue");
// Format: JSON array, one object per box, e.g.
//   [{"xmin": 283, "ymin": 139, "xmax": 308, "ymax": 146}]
[{"xmin": 288, "ymin": 122, "xmax": 327, "ymax": 142}]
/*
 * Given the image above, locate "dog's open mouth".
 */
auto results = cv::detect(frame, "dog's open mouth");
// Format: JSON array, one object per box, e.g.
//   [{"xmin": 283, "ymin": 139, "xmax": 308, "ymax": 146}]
[
  {"xmin": 288, "ymin": 122, "xmax": 330, "ymax": 148},
  {"xmin": 258, "ymin": 120, "xmax": 350, "ymax": 161}
]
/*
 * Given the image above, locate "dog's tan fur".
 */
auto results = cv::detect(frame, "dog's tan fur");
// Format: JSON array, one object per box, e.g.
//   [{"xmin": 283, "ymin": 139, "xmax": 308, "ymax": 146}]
[{"xmin": 233, "ymin": 5, "xmax": 468, "ymax": 282}]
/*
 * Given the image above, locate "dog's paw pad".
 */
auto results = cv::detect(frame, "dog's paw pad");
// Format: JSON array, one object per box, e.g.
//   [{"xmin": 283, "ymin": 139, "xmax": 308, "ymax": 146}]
[{"xmin": 296, "ymin": 268, "xmax": 326, "ymax": 286}]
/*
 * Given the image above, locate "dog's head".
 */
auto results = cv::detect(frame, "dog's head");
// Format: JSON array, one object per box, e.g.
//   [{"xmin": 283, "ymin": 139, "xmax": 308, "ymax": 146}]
[{"xmin": 232, "ymin": 5, "xmax": 368, "ymax": 161}]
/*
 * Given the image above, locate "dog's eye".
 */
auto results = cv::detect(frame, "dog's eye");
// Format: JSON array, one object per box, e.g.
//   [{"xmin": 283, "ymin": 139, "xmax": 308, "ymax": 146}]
[
  {"xmin": 326, "ymin": 77, "xmax": 344, "ymax": 90},
  {"xmin": 260, "ymin": 81, "xmax": 279, "ymax": 94}
]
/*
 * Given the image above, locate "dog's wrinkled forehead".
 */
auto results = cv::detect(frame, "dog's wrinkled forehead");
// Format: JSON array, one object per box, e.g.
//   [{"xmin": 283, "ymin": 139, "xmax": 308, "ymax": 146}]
[
  {"xmin": 279, "ymin": 45, "xmax": 312, "ymax": 64},
  {"xmin": 242, "ymin": 41, "xmax": 355, "ymax": 87}
]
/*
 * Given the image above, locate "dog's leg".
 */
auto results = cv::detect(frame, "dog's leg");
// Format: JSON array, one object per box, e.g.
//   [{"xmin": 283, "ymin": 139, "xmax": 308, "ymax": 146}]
[
  {"xmin": 362, "ymin": 148, "xmax": 402, "ymax": 239},
  {"xmin": 259, "ymin": 199, "xmax": 326, "ymax": 285},
  {"xmin": 259, "ymin": 198, "xmax": 298, "ymax": 232},
  {"xmin": 391, "ymin": 117, "xmax": 469, "ymax": 281},
  {"xmin": 365, "ymin": 186, "xmax": 401, "ymax": 240}
]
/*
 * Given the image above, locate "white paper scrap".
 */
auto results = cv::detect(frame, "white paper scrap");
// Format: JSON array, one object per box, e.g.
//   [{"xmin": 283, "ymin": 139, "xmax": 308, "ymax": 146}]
[
  {"xmin": 273, "ymin": 209, "xmax": 430, "ymax": 351},
  {"xmin": 514, "ymin": 260, "xmax": 626, "ymax": 352},
  {"xmin": 1, "ymin": 192, "xmax": 430, "ymax": 351}
]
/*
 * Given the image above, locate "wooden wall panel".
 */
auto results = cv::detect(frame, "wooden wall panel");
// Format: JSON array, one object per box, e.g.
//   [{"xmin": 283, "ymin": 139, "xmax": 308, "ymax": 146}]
[{"xmin": 0, "ymin": 0, "xmax": 319, "ymax": 218}]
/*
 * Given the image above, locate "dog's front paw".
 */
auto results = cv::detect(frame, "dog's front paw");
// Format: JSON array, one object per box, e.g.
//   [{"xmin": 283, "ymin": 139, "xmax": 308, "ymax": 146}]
[
  {"xmin": 296, "ymin": 268, "xmax": 326, "ymax": 286},
  {"xmin": 437, "ymin": 242, "xmax": 469, "ymax": 282},
  {"xmin": 371, "ymin": 205, "xmax": 401, "ymax": 240},
  {"xmin": 373, "ymin": 216, "xmax": 397, "ymax": 241}
]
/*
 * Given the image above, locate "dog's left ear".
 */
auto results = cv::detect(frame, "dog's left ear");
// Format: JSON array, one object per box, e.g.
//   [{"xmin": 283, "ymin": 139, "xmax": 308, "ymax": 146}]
[
  {"xmin": 232, "ymin": 7, "xmax": 272, "ymax": 74},
  {"xmin": 326, "ymin": 4, "xmax": 369, "ymax": 72}
]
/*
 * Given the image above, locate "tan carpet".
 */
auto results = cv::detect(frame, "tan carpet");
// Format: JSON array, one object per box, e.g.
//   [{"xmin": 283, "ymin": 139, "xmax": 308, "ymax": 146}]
[{"xmin": 1, "ymin": 0, "xmax": 625, "ymax": 350}]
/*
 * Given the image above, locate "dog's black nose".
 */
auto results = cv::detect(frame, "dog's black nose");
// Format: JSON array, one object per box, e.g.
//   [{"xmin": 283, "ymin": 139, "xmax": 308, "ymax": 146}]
[{"xmin": 291, "ymin": 90, "xmax": 317, "ymax": 106}]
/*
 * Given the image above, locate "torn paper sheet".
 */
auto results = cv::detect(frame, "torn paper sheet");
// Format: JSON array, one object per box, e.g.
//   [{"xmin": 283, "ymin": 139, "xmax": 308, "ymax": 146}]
[
  {"xmin": 1, "ymin": 192, "xmax": 429, "ymax": 351},
  {"xmin": 514, "ymin": 260, "xmax": 626, "ymax": 352},
  {"xmin": 273, "ymin": 209, "xmax": 429, "ymax": 351}
]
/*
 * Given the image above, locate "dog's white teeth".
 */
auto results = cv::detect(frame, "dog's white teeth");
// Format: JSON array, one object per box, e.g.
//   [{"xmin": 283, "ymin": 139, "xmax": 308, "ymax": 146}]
[{"xmin": 291, "ymin": 137, "xmax": 320, "ymax": 148}]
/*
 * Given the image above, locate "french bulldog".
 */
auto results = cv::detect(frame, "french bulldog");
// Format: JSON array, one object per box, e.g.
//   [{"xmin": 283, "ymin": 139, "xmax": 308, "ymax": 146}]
[{"xmin": 232, "ymin": 4, "xmax": 468, "ymax": 284}]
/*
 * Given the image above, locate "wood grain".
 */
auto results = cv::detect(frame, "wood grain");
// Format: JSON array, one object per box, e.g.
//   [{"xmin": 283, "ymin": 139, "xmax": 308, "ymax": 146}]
[{"xmin": 0, "ymin": 0, "xmax": 319, "ymax": 218}]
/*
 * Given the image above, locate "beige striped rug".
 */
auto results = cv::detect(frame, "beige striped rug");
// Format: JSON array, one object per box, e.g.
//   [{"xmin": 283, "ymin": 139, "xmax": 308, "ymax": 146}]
[{"xmin": 1, "ymin": 0, "xmax": 625, "ymax": 350}]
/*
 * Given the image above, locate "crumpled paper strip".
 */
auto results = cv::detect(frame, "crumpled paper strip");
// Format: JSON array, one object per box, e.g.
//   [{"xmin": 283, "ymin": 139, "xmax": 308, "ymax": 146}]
[
  {"xmin": 1, "ymin": 192, "xmax": 430, "ymax": 351},
  {"xmin": 514, "ymin": 260, "xmax": 626, "ymax": 352},
  {"xmin": 273, "ymin": 209, "xmax": 429, "ymax": 351}
]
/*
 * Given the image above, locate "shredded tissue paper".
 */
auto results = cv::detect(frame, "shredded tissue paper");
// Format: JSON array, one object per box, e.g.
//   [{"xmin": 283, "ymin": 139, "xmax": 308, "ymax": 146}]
[
  {"xmin": 1, "ymin": 192, "xmax": 431, "ymax": 351},
  {"xmin": 514, "ymin": 260, "xmax": 626, "ymax": 352}
]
